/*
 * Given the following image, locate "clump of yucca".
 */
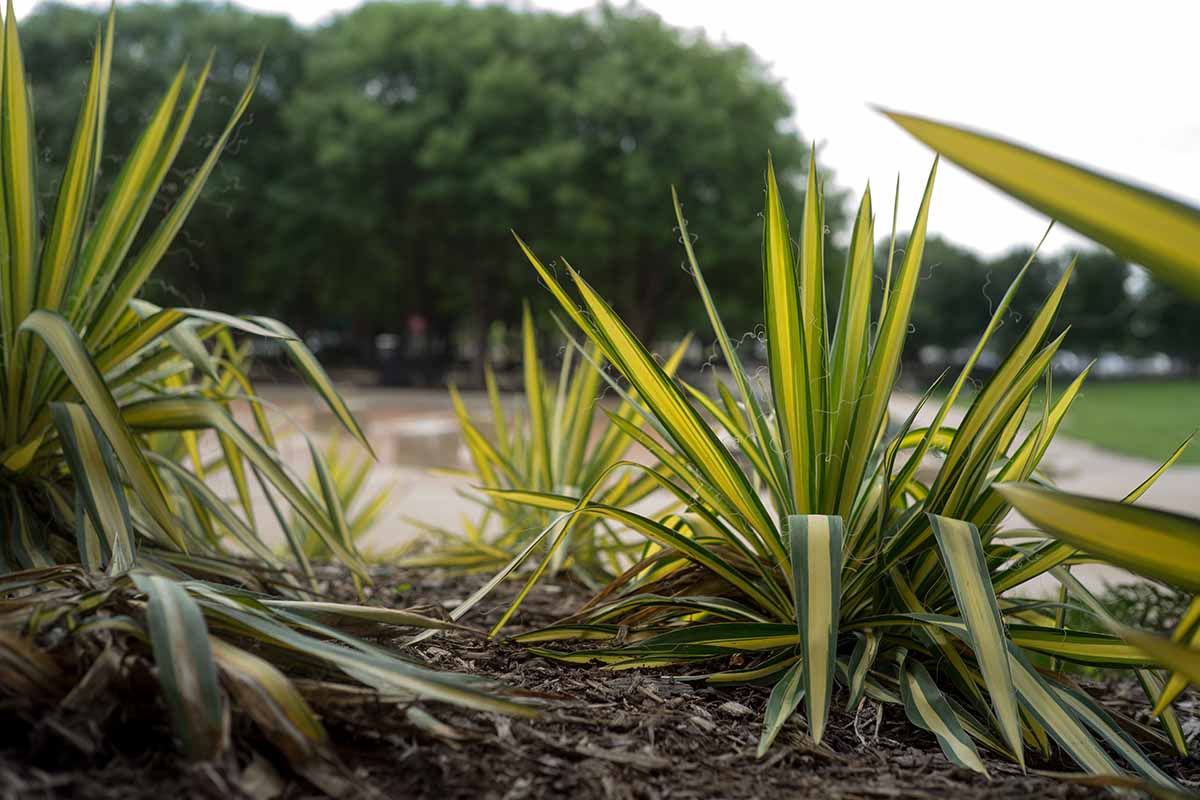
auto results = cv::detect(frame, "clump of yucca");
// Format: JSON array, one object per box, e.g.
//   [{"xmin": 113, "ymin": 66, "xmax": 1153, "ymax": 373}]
[
  {"xmin": 405, "ymin": 303, "xmax": 687, "ymax": 586},
  {"xmin": 445, "ymin": 154, "xmax": 1189, "ymax": 789},
  {"xmin": 0, "ymin": 7, "xmax": 528, "ymax": 790}
]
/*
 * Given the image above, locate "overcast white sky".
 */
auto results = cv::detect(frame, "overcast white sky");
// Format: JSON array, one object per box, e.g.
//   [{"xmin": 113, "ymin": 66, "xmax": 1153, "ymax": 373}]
[{"xmin": 15, "ymin": 0, "xmax": 1200, "ymax": 256}]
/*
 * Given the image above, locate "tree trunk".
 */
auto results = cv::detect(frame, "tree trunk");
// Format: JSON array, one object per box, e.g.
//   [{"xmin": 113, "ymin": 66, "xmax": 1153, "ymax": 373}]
[
  {"xmin": 467, "ymin": 281, "xmax": 492, "ymax": 389},
  {"xmin": 624, "ymin": 253, "xmax": 670, "ymax": 349}
]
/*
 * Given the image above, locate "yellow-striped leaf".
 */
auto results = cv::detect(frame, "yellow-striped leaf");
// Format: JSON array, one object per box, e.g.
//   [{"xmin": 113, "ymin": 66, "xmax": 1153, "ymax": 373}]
[
  {"xmin": 671, "ymin": 187, "xmax": 785, "ymax": 503},
  {"xmin": 1006, "ymin": 646, "xmax": 1121, "ymax": 779},
  {"xmin": 929, "ymin": 514, "xmax": 1024, "ymax": 767},
  {"xmin": 900, "ymin": 656, "xmax": 987, "ymax": 774},
  {"xmin": 1119, "ymin": 628, "xmax": 1200, "ymax": 713},
  {"xmin": 248, "ymin": 316, "xmax": 373, "ymax": 457},
  {"xmin": 37, "ymin": 33, "xmax": 102, "ymax": 313},
  {"xmin": 1007, "ymin": 625, "xmax": 1151, "ymax": 668},
  {"xmin": 1135, "ymin": 669, "xmax": 1188, "ymax": 757},
  {"xmin": 1051, "ymin": 682, "xmax": 1181, "ymax": 790},
  {"xmin": 763, "ymin": 158, "xmax": 812, "ymax": 512},
  {"xmin": 998, "ymin": 482, "xmax": 1200, "ymax": 593},
  {"xmin": 844, "ymin": 629, "xmax": 880, "ymax": 711},
  {"xmin": 788, "ymin": 514, "xmax": 843, "ymax": 745},
  {"xmin": 50, "ymin": 402, "xmax": 135, "ymax": 575},
  {"xmin": 133, "ymin": 572, "xmax": 226, "ymax": 760},
  {"xmin": 840, "ymin": 161, "xmax": 937, "ymax": 516},
  {"xmin": 757, "ymin": 659, "xmax": 805, "ymax": 757},
  {"xmin": 884, "ymin": 109, "xmax": 1200, "ymax": 297},
  {"xmin": 209, "ymin": 639, "xmax": 322, "ymax": 745},
  {"xmin": 69, "ymin": 56, "xmax": 187, "ymax": 324},
  {"xmin": 90, "ymin": 55, "xmax": 260, "ymax": 345}
]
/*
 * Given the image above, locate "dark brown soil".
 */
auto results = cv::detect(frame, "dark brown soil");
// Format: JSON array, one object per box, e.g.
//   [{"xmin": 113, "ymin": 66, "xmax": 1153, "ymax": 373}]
[{"xmin": 2, "ymin": 566, "xmax": 1197, "ymax": 799}]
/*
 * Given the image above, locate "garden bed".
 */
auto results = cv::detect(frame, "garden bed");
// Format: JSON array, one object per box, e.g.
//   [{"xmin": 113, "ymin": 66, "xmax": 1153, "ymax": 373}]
[{"xmin": 2, "ymin": 566, "xmax": 1196, "ymax": 799}]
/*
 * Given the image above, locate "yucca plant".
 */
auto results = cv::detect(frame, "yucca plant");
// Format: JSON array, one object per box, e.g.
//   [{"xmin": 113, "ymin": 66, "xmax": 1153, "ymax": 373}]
[
  {"xmin": 0, "ymin": 6, "xmax": 530, "ymax": 787},
  {"xmin": 443, "ymin": 155, "xmax": 1192, "ymax": 787},
  {"xmin": 125, "ymin": 325, "xmax": 367, "ymax": 581},
  {"xmin": 403, "ymin": 303, "xmax": 686, "ymax": 585},
  {"xmin": 884, "ymin": 109, "xmax": 1200, "ymax": 759},
  {"xmin": 0, "ymin": 564, "xmax": 532, "ymax": 794},
  {"xmin": 291, "ymin": 430, "xmax": 392, "ymax": 562},
  {"xmin": 0, "ymin": 4, "xmax": 367, "ymax": 576}
]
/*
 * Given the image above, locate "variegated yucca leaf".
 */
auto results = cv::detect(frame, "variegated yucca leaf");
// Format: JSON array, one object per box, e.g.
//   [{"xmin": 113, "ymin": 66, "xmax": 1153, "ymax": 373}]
[
  {"xmin": 999, "ymin": 483, "xmax": 1200, "ymax": 593},
  {"xmin": 899, "ymin": 655, "xmax": 987, "ymax": 775},
  {"xmin": 757, "ymin": 659, "xmax": 804, "ymax": 757},
  {"xmin": 787, "ymin": 514, "xmax": 842, "ymax": 745},
  {"xmin": 133, "ymin": 572, "xmax": 226, "ymax": 760},
  {"xmin": 929, "ymin": 514, "xmax": 1023, "ymax": 768},
  {"xmin": 883, "ymin": 109, "xmax": 1200, "ymax": 297}
]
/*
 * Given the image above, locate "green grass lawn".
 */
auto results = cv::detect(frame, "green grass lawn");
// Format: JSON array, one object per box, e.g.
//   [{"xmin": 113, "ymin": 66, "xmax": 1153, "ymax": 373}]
[
  {"xmin": 935, "ymin": 379, "xmax": 1200, "ymax": 464},
  {"xmin": 1053, "ymin": 380, "xmax": 1200, "ymax": 464}
]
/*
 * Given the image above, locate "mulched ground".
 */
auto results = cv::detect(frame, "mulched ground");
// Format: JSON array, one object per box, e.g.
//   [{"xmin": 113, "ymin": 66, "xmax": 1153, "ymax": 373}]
[{"xmin": 2, "ymin": 565, "xmax": 1197, "ymax": 799}]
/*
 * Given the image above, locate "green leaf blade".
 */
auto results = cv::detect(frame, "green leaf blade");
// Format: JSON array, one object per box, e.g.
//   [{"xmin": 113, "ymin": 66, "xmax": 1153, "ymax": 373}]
[
  {"xmin": 788, "ymin": 514, "xmax": 843, "ymax": 745},
  {"xmin": 133, "ymin": 573, "xmax": 226, "ymax": 760},
  {"xmin": 884, "ymin": 109, "xmax": 1200, "ymax": 297},
  {"xmin": 929, "ymin": 514, "xmax": 1024, "ymax": 768},
  {"xmin": 900, "ymin": 657, "xmax": 988, "ymax": 775}
]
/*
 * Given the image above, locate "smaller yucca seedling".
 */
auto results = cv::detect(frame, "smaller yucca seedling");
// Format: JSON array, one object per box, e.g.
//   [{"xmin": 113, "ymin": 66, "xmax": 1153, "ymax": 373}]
[
  {"xmin": 441, "ymin": 155, "xmax": 1192, "ymax": 790},
  {"xmin": 290, "ymin": 430, "xmax": 392, "ymax": 562},
  {"xmin": 404, "ymin": 303, "xmax": 687, "ymax": 586}
]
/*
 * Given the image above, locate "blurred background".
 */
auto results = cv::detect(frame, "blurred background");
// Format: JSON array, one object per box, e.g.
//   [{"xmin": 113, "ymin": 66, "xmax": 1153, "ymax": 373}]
[{"xmin": 12, "ymin": 0, "xmax": 1200, "ymax": 550}]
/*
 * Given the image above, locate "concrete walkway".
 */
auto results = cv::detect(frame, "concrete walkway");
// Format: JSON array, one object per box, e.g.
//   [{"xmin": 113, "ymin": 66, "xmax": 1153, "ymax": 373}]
[
  {"xmin": 250, "ymin": 385, "xmax": 1196, "ymax": 593},
  {"xmin": 887, "ymin": 392, "xmax": 1200, "ymax": 516}
]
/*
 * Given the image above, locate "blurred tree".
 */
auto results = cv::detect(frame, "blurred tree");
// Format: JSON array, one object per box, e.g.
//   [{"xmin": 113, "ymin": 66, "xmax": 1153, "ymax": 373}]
[
  {"xmin": 281, "ymin": 1, "xmax": 814, "ymax": 375},
  {"xmin": 556, "ymin": 5, "xmax": 815, "ymax": 341},
  {"xmin": 22, "ymin": 2, "xmax": 306, "ymax": 319},
  {"xmin": 1134, "ymin": 278, "xmax": 1200, "ymax": 371},
  {"xmin": 22, "ymin": 1, "xmax": 1197, "ymax": 381},
  {"xmin": 1059, "ymin": 250, "xmax": 1133, "ymax": 355},
  {"xmin": 902, "ymin": 236, "xmax": 990, "ymax": 354}
]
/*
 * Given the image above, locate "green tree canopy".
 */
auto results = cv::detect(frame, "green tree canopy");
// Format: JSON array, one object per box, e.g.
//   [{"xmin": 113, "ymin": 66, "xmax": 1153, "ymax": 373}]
[
  {"xmin": 17, "ymin": 1, "xmax": 1198, "ymax": 379},
  {"xmin": 23, "ymin": 1, "xmax": 306, "ymax": 316},
  {"xmin": 280, "ymin": 1, "xmax": 814, "ymax": 358}
]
